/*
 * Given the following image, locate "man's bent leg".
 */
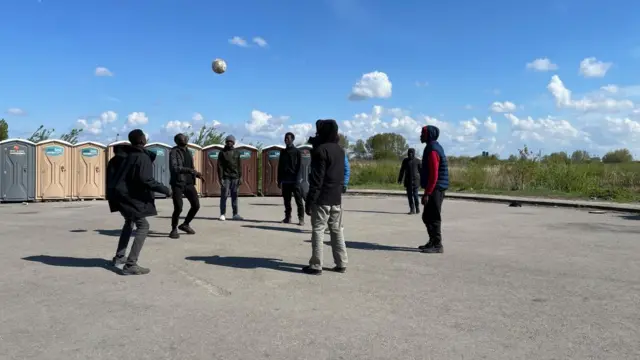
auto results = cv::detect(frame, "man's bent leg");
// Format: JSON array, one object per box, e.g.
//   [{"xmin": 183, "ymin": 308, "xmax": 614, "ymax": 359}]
[
  {"xmin": 183, "ymin": 185, "xmax": 200, "ymax": 225},
  {"xmin": 115, "ymin": 215, "xmax": 133, "ymax": 258},
  {"xmin": 405, "ymin": 187, "xmax": 415, "ymax": 213},
  {"xmin": 171, "ymin": 186, "xmax": 185, "ymax": 229},
  {"xmin": 282, "ymin": 183, "xmax": 293, "ymax": 220},
  {"xmin": 126, "ymin": 217, "xmax": 150, "ymax": 266},
  {"xmin": 293, "ymin": 185, "xmax": 305, "ymax": 221},
  {"xmin": 309, "ymin": 205, "xmax": 330, "ymax": 271},
  {"xmin": 328, "ymin": 205, "xmax": 348, "ymax": 268}
]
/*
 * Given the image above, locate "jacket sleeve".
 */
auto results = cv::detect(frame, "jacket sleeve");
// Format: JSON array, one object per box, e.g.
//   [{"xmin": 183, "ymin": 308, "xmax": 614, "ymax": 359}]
[
  {"xmin": 424, "ymin": 151, "xmax": 440, "ymax": 195},
  {"xmin": 217, "ymin": 154, "xmax": 224, "ymax": 183},
  {"xmin": 398, "ymin": 159, "xmax": 406, "ymax": 183},
  {"xmin": 343, "ymin": 154, "xmax": 350, "ymax": 186},
  {"xmin": 139, "ymin": 157, "xmax": 170, "ymax": 195},
  {"xmin": 306, "ymin": 148, "xmax": 326, "ymax": 204},
  {"xmin": 170, "ymin": 149, "xmax": 195, "ymax": 174},
  {"xmin": 237, "ymin": 151, "xmax": 243, "ymax": 180}
]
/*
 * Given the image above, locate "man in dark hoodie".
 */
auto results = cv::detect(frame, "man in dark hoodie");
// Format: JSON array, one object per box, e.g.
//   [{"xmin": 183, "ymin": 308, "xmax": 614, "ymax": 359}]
[
  {"xmin": 419, "ymin": 125, "xmax": 449, "ymax": 254},
  {"xmin": 398, "ymin": 148, "xmax": 422, "ymax": 214},
  {"xmin": 106, "ymin": 129, "xmax": 171, "ymax": 275},
  {"xmin": 217, "ymin": 135, "xmax": 243, "ymax": 221},
  {"xmin": 303, "ymin": 119, "xmax": 348, "ymax": 275},
  {"xmin": 278, "ymin": 132, "xmax": 305, "ymax": 225},
  {"xmin": 168, "ymin": 133, "xmax": 203, "ymax": 239}
]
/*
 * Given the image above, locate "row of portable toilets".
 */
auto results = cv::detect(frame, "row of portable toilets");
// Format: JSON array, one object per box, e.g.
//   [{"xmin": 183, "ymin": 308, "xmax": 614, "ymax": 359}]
[{"xmin": 0, "ymin": 139, "xmax": 313, "ymax": 203}]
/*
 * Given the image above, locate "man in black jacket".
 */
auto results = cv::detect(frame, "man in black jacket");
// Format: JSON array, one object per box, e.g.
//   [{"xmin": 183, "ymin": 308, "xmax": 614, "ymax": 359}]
[
  {"xmin": 278, "ymin": 132, "xmax": 304, "ymax": 225},
  {"xmin": 217, "ymin": 135, "xmax": 243, "ymax": 221},
  {"xmin": 168, "ymin": 133, "xmax": 203, "ymax": 239},
  {"xmin": 106, "ymin": 129, "xmax": 171, "ymax": 275},
  {"xmin": 397, "ymin": 148, "xmax": 422, "ymax": 215},
  {"xmin": 303, "ymin": 119, "xmax": 348, "ymax": 276}
]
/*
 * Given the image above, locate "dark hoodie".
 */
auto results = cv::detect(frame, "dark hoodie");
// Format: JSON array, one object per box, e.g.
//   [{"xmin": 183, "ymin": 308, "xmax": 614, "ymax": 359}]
[
  {"xmin": 306, "ymin": 119, "xmax": 345, "ymax": 206},
  {"xmin": 398, "ymin": 148, "xmax": 422, "ymax": 188},
  {"xmin": 106, "ymin": 144, "xmax": 171, "ymax": 218},
  {"xmin": 421, "ymin": 125, "xmax": 449, "ymax": 194},
  {"xmin": 278, "ymin": 144, "xmax": 302, "ymax": 184}
]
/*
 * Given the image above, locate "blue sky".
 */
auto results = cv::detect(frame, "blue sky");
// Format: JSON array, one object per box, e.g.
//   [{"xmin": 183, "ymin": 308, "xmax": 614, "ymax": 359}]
[{"xmin": 1, "ymin": 0, "xmax": 640, "ymax": 156}]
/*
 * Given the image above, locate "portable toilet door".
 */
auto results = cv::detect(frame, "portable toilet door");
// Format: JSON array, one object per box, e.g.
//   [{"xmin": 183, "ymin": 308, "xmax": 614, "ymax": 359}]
[
  {"xmin": 186, "ymin": 143, "xmax": 203, "ymax": 195},
  {"xmin": 36, "ymin": 139, "xmax": 73, "ymax": 200},
  {"xmin": 261, "ymin": 145, "xmax": 284, "ymax": 196},
  {"xmin": 73, "ymin": 141, "xmax": 106, "ymax": 200},
  {"xmin": 145, "ymin": 142, "xmax": 171, "ymax": 198},
  {"xmin": 297, "ymin": 145, "xmax": 312, "ymax": 197},
  {"xmin": 236, "ymin": 145, "xmax": 258, "ymax": 196},
  {"xmin": 106, "ymin": 140, "xmax": 129, "ymax": 160},
  {"xmin": 202, "ymin": 144, "xmax": 223, "ymax": 197},
  {"xmin": 0, "ymin": 139, "xmax": 36, "ymax": 202}
]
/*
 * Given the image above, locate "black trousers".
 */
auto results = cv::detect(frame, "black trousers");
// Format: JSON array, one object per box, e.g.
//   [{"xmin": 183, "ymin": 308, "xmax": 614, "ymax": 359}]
[
  {"xmin": 422, "ymin": 188, "xmax": 445, "ymax": 246},
  {"xmin": 116, "ymin": 214, "xmax": 149, "ymax": 266},
  {"xmin": 171, "ymin": 184, "xmax": 200, "ymax": 228},
  {"xmin": 282, "ymin": 183, "xmax": 304, "ymax": 219},
  {"xmin": 406, "ymin": 185, "xmax": 420, "ymax": 212}
]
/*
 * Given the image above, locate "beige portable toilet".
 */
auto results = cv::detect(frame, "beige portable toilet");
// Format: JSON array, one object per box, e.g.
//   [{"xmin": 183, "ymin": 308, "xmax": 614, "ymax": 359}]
[
  {"xmin": 36, "ymin": 139, "xmax": 73, "ymax": 200},
  {"xmin": 107, "ymin": 140, "xmax": 130, "ymax": 160},
  {"xmin": 73, "ymin": 141, "xmax": 107, "ymax": 200},
  {"xmin": 186, "ymin": 143, "xmax": 203, "ymax": 195}
]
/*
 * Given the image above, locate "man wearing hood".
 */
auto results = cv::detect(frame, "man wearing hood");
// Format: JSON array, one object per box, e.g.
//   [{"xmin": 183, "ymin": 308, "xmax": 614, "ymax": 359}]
[
  {"xmin": 419, "ymin": 125, "xmax": 449, "ymax": 253},
  {"xmin": 398, "ymin": 148, "xmax": 422, "ymax": 214},
  {"xmin": 217, "ymin": 135, "xmax": 243, "ymax": 221},
  {"xmin": 303, "ymin": 119, "xmax": 348, "ymax": 275},
  {"xmin": 278, "ymin": 132, "xmax": 305, "ymax": 225},
  {"xmin": 106, "ymin": 129, "xmax": 172, "ymax": 275},
  {"xmin": 168, "ymin": 133, "xmax": 203, "ymax": 239}
]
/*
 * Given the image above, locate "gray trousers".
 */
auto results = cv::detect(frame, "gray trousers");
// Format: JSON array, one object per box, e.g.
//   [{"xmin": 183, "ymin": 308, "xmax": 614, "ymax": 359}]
[
  {"xmin": 309, "ymin": 204, "xmax": 348, "ymax": 270},
  {"xmin": 115, "ymin": 215, "xmax": 150, "ymax": 266}
]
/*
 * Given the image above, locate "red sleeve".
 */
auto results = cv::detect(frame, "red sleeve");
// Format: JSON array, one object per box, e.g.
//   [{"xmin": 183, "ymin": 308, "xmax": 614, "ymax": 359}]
[{"xmin": 425, "ymin": 151, "xmax": 440, "ymax": 195}]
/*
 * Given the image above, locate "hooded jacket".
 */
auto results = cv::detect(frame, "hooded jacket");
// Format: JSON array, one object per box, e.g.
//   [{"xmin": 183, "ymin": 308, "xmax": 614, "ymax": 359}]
[
  {"xmin": 398, "ymin": 148, "xmax": 422, "ymax": 188},
  {"xmin": 306, "ymin": 119, "xmax": 345, "ymax": 206},
  {"xmin": 278, "ymin": 144, "xmax": 302, "ymax": 184},
  {"xmin": 106, "ymin": 144, "xmax": 171, "ymax": 218},
  {"xmin": 217, "ymin": 145, "xmax": 242, "ymax": 182},
  {"xmin": 169, "ymin": 146, "xmax": 196, "ymax": 187},
  {"xmin": 421, "ymin": 125, "xmax": 449, "ymax": 194}
]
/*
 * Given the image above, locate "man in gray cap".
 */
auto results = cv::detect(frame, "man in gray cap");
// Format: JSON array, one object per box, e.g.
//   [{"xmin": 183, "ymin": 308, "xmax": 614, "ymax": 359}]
[{"xmin": 217, "ymin": 135, "xmax": 243, "ymax": 221}]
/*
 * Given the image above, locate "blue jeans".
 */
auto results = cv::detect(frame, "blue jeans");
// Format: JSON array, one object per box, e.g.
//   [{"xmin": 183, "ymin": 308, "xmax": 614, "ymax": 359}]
[{"xmin": 220, "ymin": 178, "xmax": 239, "ymax": 216}]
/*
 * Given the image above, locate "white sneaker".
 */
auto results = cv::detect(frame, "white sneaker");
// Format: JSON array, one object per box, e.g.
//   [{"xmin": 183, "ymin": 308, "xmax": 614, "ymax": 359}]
[
  {"xmin": 219, "ymin": 215, "xmax": 226, "ymax": 221},
  {"xmin": 232, "ymin": 214, "xmax": 244, "ymax": 221}
]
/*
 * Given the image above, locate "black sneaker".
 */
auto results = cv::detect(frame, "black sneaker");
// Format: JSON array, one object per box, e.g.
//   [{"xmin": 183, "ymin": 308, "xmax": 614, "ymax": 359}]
[
  {"xmin": 418, "ymin": 241, "xmax": 433, "ymax": 250},
  {"xmin": 415, "ymin": 209, "xmax": 420, "ymax": 214},
  {"xmin": 282, "ymin": 217, "xmax": 291, "ymax": 224},
  {"xmin": 407, "ymin": 210, "xmax": 415, "ymax": 215},
  {"xmin": 421, "ymin": 246, "xmax": 443, "ymax": 254},
  {"xmin": 298, "ymin": 218, "xmax": 305, "ymax": 226},
  {"xmin": 302, "ymin": 266, "xmax": 322, "ymax": 275},
  {"xmin": 111, "ymin": 256, "xmax": 126, "ymax": 267},
  {"xmin": 178, "ymin": 224, "xmax": 195, "ymax": 234},
  {"xmin": 122, "ymin": 264, "xmax": 151, "ymax": 275},
  {"xmin": 169, "ymin": 229, "xmax": 180, "ymax": 239},
  {"xmin": 331, "ymin": 266, "xmax": 347, "ymax": 273}
]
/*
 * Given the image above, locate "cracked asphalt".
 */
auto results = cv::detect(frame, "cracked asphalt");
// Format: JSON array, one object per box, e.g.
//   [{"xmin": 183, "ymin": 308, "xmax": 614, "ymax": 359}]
[{"xmin": 1, "ymin": 195, "xmax": 639, "ymax": 360}]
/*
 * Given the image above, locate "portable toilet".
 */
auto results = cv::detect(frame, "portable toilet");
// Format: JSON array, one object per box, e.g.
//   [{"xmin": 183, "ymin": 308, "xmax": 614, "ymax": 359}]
[
  {"xmin": 72, "ymin": 141, "xmax": 106, "ymax": 200},
  {"xmin": 298, "ymin": 144, "xmax": 312, "ymax": 197},
  {"xmin": 202, "ymin": 144, "xmax": 223, "ymax": 197},
  {"xmin": 236, "ymin": 144, "xmax": 259, "ymax": 196},
  {"xmin": 186, "ymin": 143, "xmax": 203, "ymax": 195},
  {"xmin": 0, "ymin": 139, "xmax": 36, "ymax": 203},
  {"xmin": 261, "ymin": 145, "xmax": 284, "ymax": 196},
  {"xmin": 145, "ymin": 142, "xmax": 171, "ymax": 198},
  {"xmin": 106, "ymin": 140, "xmax": 129, "ymax": 160},
  {"xmin": 36, "ymin": 139, "xmax": 73, "ymax": 200}
]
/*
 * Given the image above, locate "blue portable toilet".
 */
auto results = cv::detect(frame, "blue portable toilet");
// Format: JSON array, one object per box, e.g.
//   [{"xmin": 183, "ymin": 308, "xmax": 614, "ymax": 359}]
[
  {"xmin": 144, "ymin": 142, "xmax": 171, "ymax": 198},
  {"xmin": 0, "ymin": 139, "xmax": 36, "ymax": 202}
]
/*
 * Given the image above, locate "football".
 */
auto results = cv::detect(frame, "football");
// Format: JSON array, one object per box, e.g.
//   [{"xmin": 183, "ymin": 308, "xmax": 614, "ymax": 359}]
[{"xmin": 212, "ymin": 58, "xmax": 227, "ymax": 74}]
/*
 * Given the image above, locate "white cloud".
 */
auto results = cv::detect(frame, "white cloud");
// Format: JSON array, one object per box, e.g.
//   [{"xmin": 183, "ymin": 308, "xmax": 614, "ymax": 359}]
[
  {"xmin": 490, "ymin": 101, "xmax": 517, "ymax": 113},
  {"xmin": 6, "ymin": 108, "xmax": 26, "ymax": 116},
  {"xmin": 164, "ymin": 120, "xmax": 192, "ymax": 134},
  {"xmin": 547, "ymin": 75, "xmax": 634, "ymax": 112},
  {"xmin": 192, "ymin": 112, "xmax": 204, "ymax": 122},
  {"xmin": 127, "ymin": 112, "xmax": 149, "ymax": 126},
  {"xmin": 600, "ymin": 85, "xmax": 619, "ymax": 94},
  {"xmin": 505, "ymin": 113, "xmax": 584, "ymax": 143},
  {"xmin": 244, "ymin": 110, "xmax": 291, "ymax": 139},
  {"xmin": 526, "ymin": 58, "xmax": 559, "ymax": 72},
  {"xmin": 76, "ymin": 119, "xmax": 103, "ymax": 135},
  {"xmin": 95, "ymin": 67, "xmax": 113, "ymax": 77},
  {"xmin": 484, "ymin": 117, "xmax": 498, "ymax": 133},
  {"xmin": 579, "ymin": 57, "xmax": 612, "ymax": 78},
  {"xmin": 100, "ymin": 111, "xmax": 117, "ymax": 124},
  {"xmin": 252, "ymin": 37, "xmax": 268, "ymax": 47},
  {"xmin": 348, "ymin": 71, "xmax": 392, "ymax": 101},
  {"xmin": 229, "ymin": 36, "xmax": 248, "ymax": 47}
]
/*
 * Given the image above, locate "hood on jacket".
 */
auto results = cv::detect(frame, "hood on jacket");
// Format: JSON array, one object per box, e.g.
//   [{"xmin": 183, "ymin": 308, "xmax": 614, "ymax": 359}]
[
  {"xmin": 113, "ymin": 144, "xmax": 156, "ymax": 162},
  {"xmin": 408, "ymin": 148, "xmax": 416, "ymax": 159},
  {"xmin": 316, "ymin": 119, "xmax": 339, "ymax": 144},
  {"xmin": 421, "ymin": 125, "xmax": 440, "ymax": 143}
]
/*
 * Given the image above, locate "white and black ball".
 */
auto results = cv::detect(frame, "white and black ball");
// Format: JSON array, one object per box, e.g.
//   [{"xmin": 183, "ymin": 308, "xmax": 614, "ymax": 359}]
[{"xmin": 212, "ymin": 58, "xmax": 227, "ymax": 74}]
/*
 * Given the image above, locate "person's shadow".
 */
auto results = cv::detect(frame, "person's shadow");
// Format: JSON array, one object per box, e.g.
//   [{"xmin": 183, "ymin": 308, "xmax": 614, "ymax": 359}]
[
  {"xmin": 304, "ymin": 240, "xmax": 417, "ymax": 252},
  {"xmin": 186, "ymin": 255, "xmax": 303, "ymax": 274},
  {"xmin": 22, "ymin": 255, "xmax": 121, "ymax": 274}
]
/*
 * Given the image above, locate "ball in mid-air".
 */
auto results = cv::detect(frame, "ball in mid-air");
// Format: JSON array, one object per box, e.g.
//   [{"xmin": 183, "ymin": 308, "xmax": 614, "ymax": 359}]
[{"xmin": 212, "ymin": 58, "xmax": 227, "ymax": 74}]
